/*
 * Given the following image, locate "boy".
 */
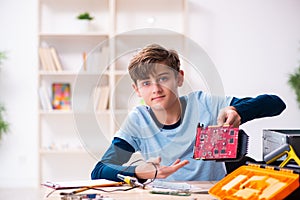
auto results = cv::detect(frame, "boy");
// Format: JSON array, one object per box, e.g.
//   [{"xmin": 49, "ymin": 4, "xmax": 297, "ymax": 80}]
[{"xmin": 91, "ymin": 44, "xmax": 286, "ymax": 182}]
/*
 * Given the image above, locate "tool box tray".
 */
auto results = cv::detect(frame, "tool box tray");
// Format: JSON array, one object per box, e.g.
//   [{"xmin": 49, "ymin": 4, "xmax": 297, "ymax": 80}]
[{"xmin": 209, "ymin": 163, "xmax": 299, "ymax": 200}]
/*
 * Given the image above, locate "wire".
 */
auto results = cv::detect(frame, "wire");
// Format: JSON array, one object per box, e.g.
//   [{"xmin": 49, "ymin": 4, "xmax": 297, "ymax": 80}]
[
  {"xmin": 144, "ymin": 161, "xmax": 158, "ymax": 186},
  {"xmin": 117, "ymin": 159, "xmax": 158, "ymax": 188},
  {"xmin": 59, "ymin": 185, "xmax": 139, "ymax": 196},
  {"xmin": 57, "ymin": 159, "xmax": 159, "ymax": 197}
]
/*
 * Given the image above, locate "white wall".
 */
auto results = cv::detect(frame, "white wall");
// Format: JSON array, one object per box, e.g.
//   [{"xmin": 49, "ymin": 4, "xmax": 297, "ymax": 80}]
[
  {"xmin": 188, "ymin": 0, "xmax": 300, "ymax": 159},
  {"xmin": 0, "ymin": 0, "xmax": 299, "ymax": 188},
  {"xmin": 0, "ymin": 0, "xmax": 38, "ymax": 187}
]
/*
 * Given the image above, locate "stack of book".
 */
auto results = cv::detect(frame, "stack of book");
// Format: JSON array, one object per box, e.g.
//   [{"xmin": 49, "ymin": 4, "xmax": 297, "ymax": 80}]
[{"xmin": 38, "ymin": 47, "xmax": 62, "ymax": 71}]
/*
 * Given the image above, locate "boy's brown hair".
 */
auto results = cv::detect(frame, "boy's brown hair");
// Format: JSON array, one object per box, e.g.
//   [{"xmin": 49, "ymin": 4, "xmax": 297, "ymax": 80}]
[{"xmin": 128, "ymin": 44, "xmax": 181, "ymax": 84}]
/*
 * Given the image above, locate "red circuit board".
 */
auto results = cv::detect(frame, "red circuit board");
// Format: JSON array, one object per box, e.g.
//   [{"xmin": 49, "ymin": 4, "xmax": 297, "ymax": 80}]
[{"xmin": 193, "ymin": 124, "xmax": 239, "ymax": 160}]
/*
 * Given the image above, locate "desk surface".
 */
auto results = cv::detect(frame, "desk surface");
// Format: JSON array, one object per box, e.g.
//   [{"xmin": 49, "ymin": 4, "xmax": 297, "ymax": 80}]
[
  {"xmin": 0, "ymin": 181, "xmax": 216, "ymax": 200},
  {"xmin": 43, "ymin": 181, "xmax": 217, "ymax": 200}
]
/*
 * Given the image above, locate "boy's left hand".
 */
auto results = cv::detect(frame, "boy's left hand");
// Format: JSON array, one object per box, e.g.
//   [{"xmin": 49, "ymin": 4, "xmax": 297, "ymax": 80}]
[
  {"xmin": 217, "ymin": 106, "xmax": 241, "ymax": 128},
  {"xmin": 135, "ymin": 157, "xmax": 189, "ymax": 180},
  {"xmin": 155, "ymin": 158, "xmax": 190, "ymax": 179}
]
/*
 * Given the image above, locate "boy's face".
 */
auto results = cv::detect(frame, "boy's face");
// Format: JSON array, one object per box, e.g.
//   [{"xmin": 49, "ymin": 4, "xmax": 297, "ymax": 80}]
[{"xmin": 132, "ymin": 65, "xmax": 184, "ymax": 111}]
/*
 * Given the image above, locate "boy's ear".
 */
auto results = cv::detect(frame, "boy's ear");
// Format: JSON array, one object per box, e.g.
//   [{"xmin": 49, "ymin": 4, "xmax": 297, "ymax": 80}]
[
  {"xmin": 177, "ymin": 70, "xmax": 184, "ymax": 87},
  {"xmin": 132, "ymin": 83, "xmax": 142, "ymax": 97}
]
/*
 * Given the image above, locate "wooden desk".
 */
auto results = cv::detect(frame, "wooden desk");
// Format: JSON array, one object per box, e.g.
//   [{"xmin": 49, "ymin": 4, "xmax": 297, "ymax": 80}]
[{"xmin": 44, "ymin": 181, "xmax": 217, "ymax": 200}]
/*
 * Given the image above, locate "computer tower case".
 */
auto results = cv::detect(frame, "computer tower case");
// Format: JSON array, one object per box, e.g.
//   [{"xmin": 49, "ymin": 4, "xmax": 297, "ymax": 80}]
[{"xmin": 263, "ymin": 129, "xmax": 300, "ymax": 160}]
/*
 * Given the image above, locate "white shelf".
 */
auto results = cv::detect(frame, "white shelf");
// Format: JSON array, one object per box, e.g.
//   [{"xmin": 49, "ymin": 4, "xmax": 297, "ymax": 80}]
[
  {"xmin": 39, "ymin": 0, "xmax": 110, "ymax": 34},
  {"xmin": 39, "ymin": 32, "xmax": 110, "ymax": 37},
  {"xmin": 39, "ymin": 110, "xmax": 110, "ymax": 115},
  {"xmin": 113, "ymin": 70, "xmax": 128, "ymax": 75},
  {"xmin": 38, "ymin": 0, "xmax": 187, "ymax": 185},
  {"xmin": 39, "ymin": 71, "xmax": 110, "ymax": 76},
  {"xmin": 39, "ymin": 110, "xmax": 73, "ymax": 115},
  {"xmin": 40, "ymin": 149, "xmax": 88, "ymax": 155},
  {"xmin": 115, "ymin": 0, "xmax": 186, "ymax": 34}
]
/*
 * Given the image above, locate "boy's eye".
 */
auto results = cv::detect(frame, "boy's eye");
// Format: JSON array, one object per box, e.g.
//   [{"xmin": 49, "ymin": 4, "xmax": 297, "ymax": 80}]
[
  {"xmin": 141, "ymin": 81, "xmax": 151, "ymax": 86},
  {"xmin": 158, "ymin": 76, "xmax": 168, "ymax": 83}
]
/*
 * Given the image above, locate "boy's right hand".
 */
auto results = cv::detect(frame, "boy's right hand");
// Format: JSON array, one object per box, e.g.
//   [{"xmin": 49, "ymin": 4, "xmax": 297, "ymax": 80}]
[
  {"xmin": 135, "ymin": 157, "xmax": 189, "ymax": 180},
  {"xmin": 217, "ymin": 106, "xmax": 241, "ymax": 128}
]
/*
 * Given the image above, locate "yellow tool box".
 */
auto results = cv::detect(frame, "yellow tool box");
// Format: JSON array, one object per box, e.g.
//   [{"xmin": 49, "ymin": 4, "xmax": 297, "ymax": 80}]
[{"xmin": 209, "ymin": 163, "xmax": 299, "ymax": 200}]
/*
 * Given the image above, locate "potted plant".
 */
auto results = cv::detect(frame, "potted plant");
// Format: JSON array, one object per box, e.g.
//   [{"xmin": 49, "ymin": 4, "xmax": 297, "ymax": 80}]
[
  {"xmin": 77, "ymin": 12, "xmax": 94, "ymax": 21},
  {"xmin": 0, "ymin": 51, "xmax": 9, "ymax": 140},
  {"xmin": 0, "ymin": 51, "xmax": 7, "ymax": 66},
  {"xmin": 0, "ymin": 104, "xmax": 9, "ymax": 140},
  {"xmin": 288, "ymin": 64, "xmax": 300, "ymax": 107},
  {"xmin": 76, "ymin": 12, "xmax": 95, "ymax": 32}
]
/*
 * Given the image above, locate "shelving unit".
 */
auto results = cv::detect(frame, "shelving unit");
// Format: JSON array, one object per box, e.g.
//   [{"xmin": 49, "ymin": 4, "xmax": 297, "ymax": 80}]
[{"xmin": 38, "ymin": 0, "xmax": 188, "ymax": 185}]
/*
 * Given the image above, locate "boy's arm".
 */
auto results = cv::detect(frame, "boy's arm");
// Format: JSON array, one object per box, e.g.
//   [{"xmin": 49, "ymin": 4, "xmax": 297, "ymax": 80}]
[
  {"xmin": 91, "ymin": 137, "xmax": 137, "ymax": 182},
  {"xmin": 91, "ymin": 137, "xmax": 189, "ymax": 181},
  {"xmin": 230, "ymin": 94, "xmax": 286, "ymax": 124}
]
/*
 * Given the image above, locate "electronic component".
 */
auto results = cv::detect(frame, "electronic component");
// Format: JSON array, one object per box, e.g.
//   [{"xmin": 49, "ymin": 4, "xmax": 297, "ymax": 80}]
[
  {"xmin": 193, "ymin": 123, "xmax": 248, "ymax": 161},
  {"xmin": 117, "ymin": 174, "xmax": 144, "ymax": 187},
  {"xmin": 150, "ymin": 180, "xmax": 191, "ymax": 192},
  {"xmin": 150, "ymin": 180, "xmax": 192, "ymax": 196},
  {"xmin": 150, "ymin": 189, "xmax": 191, "ymax": 196}
]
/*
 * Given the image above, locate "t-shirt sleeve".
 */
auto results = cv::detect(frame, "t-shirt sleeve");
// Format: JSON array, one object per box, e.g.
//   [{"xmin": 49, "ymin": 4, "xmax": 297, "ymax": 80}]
[
  {"xmin": 114, "ymin": 107, "xmax": 154, "ymax": 151},
  {"xmin": 91, "ymin": 137, "xmax": 137, "ymax": 181},
  {"xmin": 230, "ymin": 94, "xmax": 286, "ymax": 124}
]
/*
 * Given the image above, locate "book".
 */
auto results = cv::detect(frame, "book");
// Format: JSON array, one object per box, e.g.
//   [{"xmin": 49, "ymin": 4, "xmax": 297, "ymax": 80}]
[
  {"xmin": 50, "ymin": 47, "xmax": 63, "ymax": 71},
  {"xmin": 39, "ymin": 46, "xmax": 63, "ymax": 71},
  {"xmin": 38, "ymin": 47, "xmax": 49, "ymax": 71},
  {"xmin": 38, "ymin": 47, "xmax": 56, "ymax": 71},
  {"xmin": 93, "ymin": 86, "xmax": 101, "ymax": 109},
  {"xmin": 95, "ymin": 86, "xmax": 110, "ymax": 111},
  {"xmin": 38, "ymin": 84, "xmax": 52, "ymax": 111},
  {"xmin": 42, "ymin": 179, "xmax": 123, "ymax": 190},
  {"xmin": 52, "ymin": 83, "xmax": 71, "ymax": 110}
]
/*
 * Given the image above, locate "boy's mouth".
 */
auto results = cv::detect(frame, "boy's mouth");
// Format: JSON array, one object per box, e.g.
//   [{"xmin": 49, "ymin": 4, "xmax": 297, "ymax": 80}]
[{"xmin": 151, "ymin": 95, "xmax": 166, "ymax": 101}]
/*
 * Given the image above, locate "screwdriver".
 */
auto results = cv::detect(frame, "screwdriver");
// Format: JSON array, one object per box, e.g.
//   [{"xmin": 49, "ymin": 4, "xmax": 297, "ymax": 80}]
[{"xmin": 117, "ymin": 174, "xmax": 144, "ymax": 187}]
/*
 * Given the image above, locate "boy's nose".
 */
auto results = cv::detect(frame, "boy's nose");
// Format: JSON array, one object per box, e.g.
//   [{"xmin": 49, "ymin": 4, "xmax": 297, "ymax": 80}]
[{"xmin": 152, "ymin": 82, "xmax": 163, "ymax": 93}]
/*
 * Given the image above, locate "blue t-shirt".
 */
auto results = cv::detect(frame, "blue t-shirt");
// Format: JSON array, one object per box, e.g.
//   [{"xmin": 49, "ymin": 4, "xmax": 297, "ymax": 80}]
[
  {"xmin": 91, "ymin": 92, "xmax": 286, "ymax": 182},
  {"xmin": 114, "ymin": 91, "xmax": 232, "ymax": 181}
]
